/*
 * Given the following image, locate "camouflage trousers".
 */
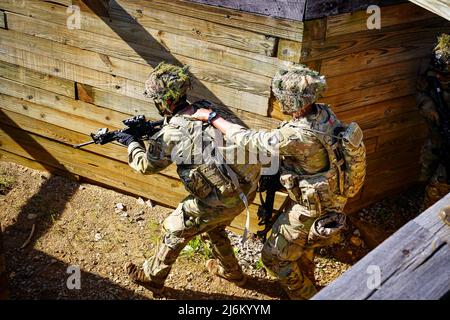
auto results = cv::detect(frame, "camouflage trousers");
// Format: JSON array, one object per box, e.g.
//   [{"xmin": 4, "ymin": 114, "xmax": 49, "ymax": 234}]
[
  {"xmin": 142, "ymin": 193, "xmax": 253, "ymax": 285},
  {"xmin": 423, "ymin": 165, "xmax": 450, "ymax": 209},
  {"xmin": 261, "ymin": 200, "xmax": 346, "ymax": 300}
]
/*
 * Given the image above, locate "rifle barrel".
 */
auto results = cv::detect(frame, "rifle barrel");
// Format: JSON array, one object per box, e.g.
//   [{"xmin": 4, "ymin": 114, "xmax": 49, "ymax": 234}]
[{"xmin": 73, "ymin": 141, "xmax": 95, "ymax": 149}]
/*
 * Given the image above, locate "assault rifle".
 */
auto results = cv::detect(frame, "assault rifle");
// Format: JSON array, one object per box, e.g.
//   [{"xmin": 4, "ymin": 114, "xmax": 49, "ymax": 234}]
[
  {"xmin": 256, "ymin": 172, "xmax": 285, "ymax": 241},
  {"xmin": 429, "ymin": 76, "xmax": 450, "ymax": 179},
  {"xmin": 73, "ymin": 115, "xmax": 164, "ymax": 149}
]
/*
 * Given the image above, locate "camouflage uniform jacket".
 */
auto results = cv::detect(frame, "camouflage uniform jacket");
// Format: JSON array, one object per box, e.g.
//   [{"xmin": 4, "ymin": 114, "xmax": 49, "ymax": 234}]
[
  {"xmin": 225, "ymin": 103, "xmax": 348, "ymax": 213},
  {"xmin": 127, "ymin": 111, "xmax": 261, "ymax": 208}
]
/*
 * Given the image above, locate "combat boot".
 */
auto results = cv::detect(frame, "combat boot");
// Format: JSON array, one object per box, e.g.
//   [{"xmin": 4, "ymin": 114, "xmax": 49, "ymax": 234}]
[
  {"xmin": 124, "ymin": 262, "xmax": 164, "ymax": 294},
  {"xmin": 205, "ymin": 259, "xmax": 247, "ymax": 287}
]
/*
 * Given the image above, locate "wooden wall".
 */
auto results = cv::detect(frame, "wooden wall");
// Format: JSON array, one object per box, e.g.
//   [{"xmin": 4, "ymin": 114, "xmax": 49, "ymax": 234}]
[
  {"xmin": 272, "ymin": 2, "xmax": 450, "ymax": 211},
  {"xmin": 0, "ymin": 0, "xmax": 448, "ymax": 233}
]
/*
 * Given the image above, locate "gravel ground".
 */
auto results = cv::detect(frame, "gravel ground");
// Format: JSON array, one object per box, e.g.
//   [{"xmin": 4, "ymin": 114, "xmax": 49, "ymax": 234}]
[{"xmin": 0, "ymin": 161, "xmax": 425, "ymax": 299}]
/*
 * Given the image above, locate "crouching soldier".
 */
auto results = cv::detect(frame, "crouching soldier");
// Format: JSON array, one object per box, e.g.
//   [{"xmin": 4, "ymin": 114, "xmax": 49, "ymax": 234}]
[
  {"xmin": 114, "ymin": 62, "xmax": 261, "ymax": 293},
  {"xmin": 191, "ymin": 63, "xmax": 366, "ymax": 299},
  {"xmin": 416, "ymin": 33, "xmax": 450, "ymax": 209}
]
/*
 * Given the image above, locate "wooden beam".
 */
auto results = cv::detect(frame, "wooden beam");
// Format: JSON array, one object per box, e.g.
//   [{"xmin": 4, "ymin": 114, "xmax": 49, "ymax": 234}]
[
  {"xmin": 114, "ymin": 0, "xmax": 304, "ymax": 42},
  {"xmin": 326, "ymin": 2, "xmax": 438, "ymax": 37},
  {"xmin": 0, "ymin": 10, "xmax": 5, "ymax": 29},
  {"xmin": 408, "ymin": 0, "xmax": 450, "ymax": 21},
  {"xmin": 186, "ymin": 0, "xmax": 306, "ymax": 21},
  {"xmin": 0, "ymin": 60, "xmax": 75, "ymax": 98},
  {"xmin": 313, "ymin": 193, "xmax": 450, "ymax": 300}
]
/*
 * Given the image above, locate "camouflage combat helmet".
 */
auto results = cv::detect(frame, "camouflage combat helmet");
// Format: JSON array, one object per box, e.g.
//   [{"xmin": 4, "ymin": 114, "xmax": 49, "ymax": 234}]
[
  {"xmin": 432, "ymin": 33, "xmax": 450, "ymax": 73},
  {"xmin": 144, "ymin": 62, "xmax": 191, "ymax": 116},
  {"xmin": 272, "ymin": 63, "xmax": 327, "ymax": 114}
]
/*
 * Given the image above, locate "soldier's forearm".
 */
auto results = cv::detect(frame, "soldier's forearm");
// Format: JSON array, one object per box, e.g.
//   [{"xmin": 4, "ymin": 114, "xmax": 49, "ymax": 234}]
[{"xmin": 210, "ymin": 116, "xmax": 231, "ymax": 135}]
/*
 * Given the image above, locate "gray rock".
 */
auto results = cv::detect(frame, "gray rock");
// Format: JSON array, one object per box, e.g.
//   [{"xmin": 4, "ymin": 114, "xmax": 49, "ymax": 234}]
[
  {"xmin": 27, "ymin": 213, "xmax": 38, "ymax": 220},
  {"xmin": 115, "ymin": 203, "xmax": 126, "ymax": 211}
]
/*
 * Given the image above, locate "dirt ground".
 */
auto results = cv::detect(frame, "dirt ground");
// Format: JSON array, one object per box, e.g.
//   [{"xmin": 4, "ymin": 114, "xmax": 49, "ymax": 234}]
[{"xmin": 0, "ymin": 161, "xmax": 424, "ymax": 300}]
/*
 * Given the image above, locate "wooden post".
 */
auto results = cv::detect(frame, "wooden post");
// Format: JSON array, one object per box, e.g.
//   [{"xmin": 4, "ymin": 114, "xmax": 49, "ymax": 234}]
[{"xmin": 0, "ymin": 222, "xmax": 9, "ymax": 300}]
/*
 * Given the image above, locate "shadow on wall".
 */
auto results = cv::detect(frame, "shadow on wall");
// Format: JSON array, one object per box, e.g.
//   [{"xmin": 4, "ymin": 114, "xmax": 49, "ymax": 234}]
[
  {"xmin": 0, "ymin": 0, "xmax": 260, "ymax": 300},
  {"xmin": 79, "ymin": 0, "xmax": 249, "ymax": 126}
]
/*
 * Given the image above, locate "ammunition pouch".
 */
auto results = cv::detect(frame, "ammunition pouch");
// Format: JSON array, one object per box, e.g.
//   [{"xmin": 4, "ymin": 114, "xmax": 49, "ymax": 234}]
[
  {"xmin": 280, "ymin": 170, "xmax": 337, "ymax": 218},
  {"xmin": 179, "ymin": 163, "xmax": 238, "ymax": 199}
]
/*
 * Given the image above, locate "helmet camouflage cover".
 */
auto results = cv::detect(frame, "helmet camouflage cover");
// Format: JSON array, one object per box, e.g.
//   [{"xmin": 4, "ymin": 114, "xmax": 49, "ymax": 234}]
[
  {"xmin": 432, "ymin": 33, "xmax": 450, "ymax": 73},
  {"xmin": 144, "ymin": 62, "xmax": 191, "ymax": 115},
  {"xmin": 272, "ymin": 63, "xmax": 327, "ymax": 114}
]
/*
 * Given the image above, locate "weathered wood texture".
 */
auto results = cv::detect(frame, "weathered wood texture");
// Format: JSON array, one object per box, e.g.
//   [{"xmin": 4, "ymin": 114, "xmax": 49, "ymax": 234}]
[
  {"xmin": 313, "ymin": 193, "xmax": 450, "ymax": 300},
  {"xmin": 0, "ymin": 0, "xmax": 448, "ymax": 234},
  {"xmin": 186, "ymin": 0, "xmax": 410, "ymax": 21},
  {"xmin": 187, "ymin": 0, "xmax": 306, "ymax": 21}
]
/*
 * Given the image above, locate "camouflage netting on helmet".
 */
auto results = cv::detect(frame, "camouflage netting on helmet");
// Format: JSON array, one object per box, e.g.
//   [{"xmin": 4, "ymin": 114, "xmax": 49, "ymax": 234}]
[
  {"xmin": 272, "ymin": 63, "xmax": 327, "ymax": 114},
  {"xmin": 432, "ymin": 33, "xmax": 450, "ymax": 73},
  {"xmin": 144, "ymin": 62, "xmax": 191, "ymax": 113}
]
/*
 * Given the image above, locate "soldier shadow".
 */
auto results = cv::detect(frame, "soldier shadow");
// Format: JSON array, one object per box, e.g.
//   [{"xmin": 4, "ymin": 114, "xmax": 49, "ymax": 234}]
[
  {"xmin": 80, "ymin": 0, "xmax": 249, "ymax": 127},
  {"xmin": 0, "ymin": 0, "xmax": 266, "ymax": 300},
  {"xmin": 161, "ymin": 275, "xmax": 287, "ymax": 300},
  {"xmin": 0, "ymin": 111, "xmax": 148, "ymax": 299}
]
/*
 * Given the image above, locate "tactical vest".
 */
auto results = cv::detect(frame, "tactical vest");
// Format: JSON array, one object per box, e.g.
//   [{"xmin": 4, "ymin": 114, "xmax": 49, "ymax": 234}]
[
  {"xmin": 279, "ymin": 104, "xmax": 366, "ymax": 216},
  {"xmin": 167, "ymin": 108, "xmax": 260, "ymax": 203}
]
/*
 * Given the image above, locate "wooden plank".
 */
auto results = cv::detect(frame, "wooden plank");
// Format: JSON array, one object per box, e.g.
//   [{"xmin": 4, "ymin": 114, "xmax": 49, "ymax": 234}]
[
  {"xmin": 360, "ymin": 111, "xmax": 425, "ymax": 140},
  {"xmin": 137, "ymin": 0, "xmax": 304, "ymax": 41},
  {"xmin": 313, "ymin": 193, "xmax": 450, "ymax": 300},
  {"xmin": 186, "ymin": 0, "xmax": 306, "ymax": 21},
  {"xmin": 326, "ymin": 2, "xmax": 438, "ymax": 37},
  {"xmin": 324, "ymin": 59, "xmax": 420, "ymax": 98},
  {"xmin": 0, "ymin": 41, "xmax": 269, "ymax": 116},
  {"xmin": 0, "ymin": 59, "xmax": 277, "ymax": 132},
  {"xmin": 0, "ymin": 97, "xmax": 183, "ymax": 181},
  {"xmin": 305, "ymin": 0, "xmax": 409, "ymax": 20},
  {"xmin": 3, "ymin": 7, "xmax": 281, "ymax": 78},
  {"xmin": 0, "ymin": 124, "xmax": 187, "ymax": 206},
  {"xmin": 277, "ymin": 39, "xmax": 302, "ymax": 63},
  {"xmin": 363, "ymin": 164, "xmax": 421, "ymax": 199},
  {"xmin": 366, "ymin": 147, "xmax": 422, "ymax": 176},
  {"xmin": 408, "ymin": 0, "xmax": 450, "ymax": 21},
  {"xmin": 0, "ymin": 0, "xmax": 277, "ymax": 57},
  {"xmin": 104, "ymin": 0, "xmax": 278, "ymax": 56},
  {"xmin": 321, "ymin": 77, "xmax": 417, "ymax": 113},
  {"xmin": 0, "ymin": 60, "xmax": 75, "ymax": 98},
  {"xmin": 0, "ymin": 10, "xmax": 5, "ymax": 29},
  {"xmin": 0, "ymin": 28, "xmax": 271, "ymax": 99},
  {"xmin": 376, "ymin": 125, "xmax": 428, "ymax": 152},
  {"xmin": 2, "ymin": 15, "xmax": 271, "ymax": 115},
  {"xmin": 44, "ymin": 0, "xmax": 73, "ymax": 5},
  {"xmin": 302, "ymin": 18, "xmax": 449, "ymax": 62},
  {"xmin": 336, "ymin": 95, "xmax": 418, "ymax": 127},
  {"xmin": 321, "ymin": 45, "xmax": 432, "ymax": 78},
  {"xmin": 0, "ymin": 76, "xmax": 130, "ymax": 129}
]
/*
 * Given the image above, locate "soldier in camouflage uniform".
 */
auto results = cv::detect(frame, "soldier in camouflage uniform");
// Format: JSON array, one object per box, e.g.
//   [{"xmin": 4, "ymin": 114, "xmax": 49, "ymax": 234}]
[
  {"xmin": 115, "ymin": 62, "xmax": 261, "ymax": 293},
  {"xmin": 192, "ymin": 63, "xmax": 366, "ymax": 299},
  {"xmin": 416, "ymin": 34, "xmax": 450, "ymax": 209}
]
